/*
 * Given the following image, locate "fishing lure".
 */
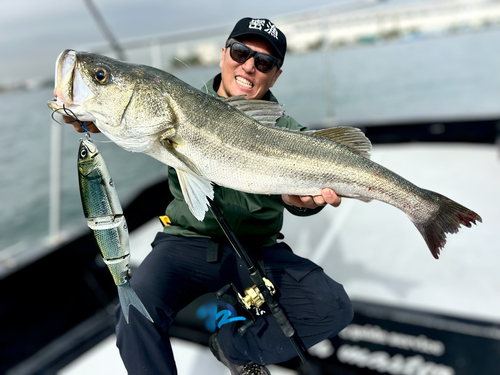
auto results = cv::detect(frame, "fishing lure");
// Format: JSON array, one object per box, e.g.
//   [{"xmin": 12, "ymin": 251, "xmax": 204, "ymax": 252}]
[{"xmin": 77, "ymin": 135, "xmax": 153, "ymax": 324}]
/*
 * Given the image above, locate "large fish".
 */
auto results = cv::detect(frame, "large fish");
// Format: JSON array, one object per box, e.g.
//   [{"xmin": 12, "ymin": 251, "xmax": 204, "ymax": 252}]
[
  {"xmin": 49, "ymin": 49, "xmax": 481, "ymax": 259},
  {"xmin": 78, "ymin": 135, "xmax": 153, "ymax": 324}
]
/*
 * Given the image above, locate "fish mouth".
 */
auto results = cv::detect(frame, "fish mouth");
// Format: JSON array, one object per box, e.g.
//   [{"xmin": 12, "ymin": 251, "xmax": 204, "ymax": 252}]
[
  {"xmin": 48, "ymin": 49, "xmax": 94, "ymax": 112},
  {"xmin": 50, "ymin": 49, "xmax": 76, "ymax": 107}
]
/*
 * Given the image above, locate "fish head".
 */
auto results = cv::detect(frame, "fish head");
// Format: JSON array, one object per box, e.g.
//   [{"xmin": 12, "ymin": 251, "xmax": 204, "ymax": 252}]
[
  {"xmin": 48, "ymin": 50, "xmax": 176, "ymax": 152},
  {"xmin": 48, "ymin": 49, "xmax": 134, "ymax": 126},
  {"xmin": 78, "ymin": 138, "xmax": 100, "ymax": 176}
]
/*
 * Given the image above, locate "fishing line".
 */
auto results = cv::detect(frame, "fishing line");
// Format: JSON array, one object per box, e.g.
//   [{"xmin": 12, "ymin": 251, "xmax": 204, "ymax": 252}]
[
  {"xmin": 51, "ymin": 105, "xmax": 88, "ymax": 132},
  {"xmin": 51, "ymin": 106, "xmax": 115, "ymax": 145}
]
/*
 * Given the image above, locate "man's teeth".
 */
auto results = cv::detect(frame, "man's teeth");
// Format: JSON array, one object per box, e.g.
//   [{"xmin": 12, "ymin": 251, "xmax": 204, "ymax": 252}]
[{"xmin": 236, "ymin": 76, "xmax": 253, "ymax": 88}]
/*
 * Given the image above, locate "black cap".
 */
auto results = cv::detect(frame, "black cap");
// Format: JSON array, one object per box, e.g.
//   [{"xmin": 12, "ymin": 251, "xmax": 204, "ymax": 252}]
[{"xmin": 227, "ymin": 17, "xmax": 287, "ymax": 61}]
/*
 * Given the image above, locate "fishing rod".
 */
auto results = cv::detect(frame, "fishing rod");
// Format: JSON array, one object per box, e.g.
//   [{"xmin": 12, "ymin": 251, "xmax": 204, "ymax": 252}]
[{"xmin": 208, "ymin": 198, "xmax": 308, "ymax": 363}]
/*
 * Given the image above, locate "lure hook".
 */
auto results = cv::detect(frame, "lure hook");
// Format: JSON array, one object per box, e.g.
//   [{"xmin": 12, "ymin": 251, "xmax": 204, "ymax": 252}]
[{"xmin": 51, "ymin": 105, "xmax": 89, "ymax": 132}]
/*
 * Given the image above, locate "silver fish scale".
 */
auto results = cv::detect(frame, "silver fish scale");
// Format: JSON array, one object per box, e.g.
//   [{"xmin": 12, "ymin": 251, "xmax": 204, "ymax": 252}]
[{"xmin": 176, "ymin": 97, "xmax": 422, "ymax": 206}]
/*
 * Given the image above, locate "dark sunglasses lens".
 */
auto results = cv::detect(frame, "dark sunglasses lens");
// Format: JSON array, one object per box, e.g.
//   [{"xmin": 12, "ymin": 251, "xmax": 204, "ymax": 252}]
[
  {"xmin": 254, "ymin": 55, "xmax": 275, "ymax": 73},
  {"xmin": 230, "ymin": 43, "xmax": 251, "ymax": 62},
  {"xmin": 229, "ymin": 41, "xmax": 278, "ymax": 73}
]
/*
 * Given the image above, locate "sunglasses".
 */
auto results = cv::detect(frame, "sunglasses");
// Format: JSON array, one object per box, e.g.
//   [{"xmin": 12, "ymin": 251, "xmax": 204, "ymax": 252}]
[{"xmin": 225, "ymin": 40, "xmax": 282, "ymax": 73}]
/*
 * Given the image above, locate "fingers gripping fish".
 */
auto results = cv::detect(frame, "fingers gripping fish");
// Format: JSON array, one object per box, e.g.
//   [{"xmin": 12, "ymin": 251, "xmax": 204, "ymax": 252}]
[{"xmin": 78, "ymin": 135, "xmax": 153, "ymax": 324}]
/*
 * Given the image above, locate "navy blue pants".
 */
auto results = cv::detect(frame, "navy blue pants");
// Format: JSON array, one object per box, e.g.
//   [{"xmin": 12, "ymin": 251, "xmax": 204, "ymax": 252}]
[{"xmin": 115, "ymin": 233, "xmax": 353, "ymax": 374}]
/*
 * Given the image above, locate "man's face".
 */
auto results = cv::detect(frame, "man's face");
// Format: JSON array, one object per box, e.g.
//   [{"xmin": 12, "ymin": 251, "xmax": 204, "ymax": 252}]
[{"xmin": 217, "ymin": 37, "xmax": 282, "ymax": 100}]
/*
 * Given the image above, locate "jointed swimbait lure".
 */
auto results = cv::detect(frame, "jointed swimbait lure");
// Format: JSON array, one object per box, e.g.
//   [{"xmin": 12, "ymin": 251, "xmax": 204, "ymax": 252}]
[{"xmin": 77, "ymin": 135, "xmax": 153, "ymax": 324}]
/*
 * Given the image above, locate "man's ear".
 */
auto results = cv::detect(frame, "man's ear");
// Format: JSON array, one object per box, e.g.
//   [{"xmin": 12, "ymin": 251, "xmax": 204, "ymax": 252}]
[{"xmin": 219, "ymin": 47, "xmax": 226, "ymax": 69}]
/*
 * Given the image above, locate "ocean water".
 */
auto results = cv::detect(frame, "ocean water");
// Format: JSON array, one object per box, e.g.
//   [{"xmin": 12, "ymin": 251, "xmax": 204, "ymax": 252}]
[{"xmin": 1, "ymin": 29, "xmax": 500, "ymax": 254}]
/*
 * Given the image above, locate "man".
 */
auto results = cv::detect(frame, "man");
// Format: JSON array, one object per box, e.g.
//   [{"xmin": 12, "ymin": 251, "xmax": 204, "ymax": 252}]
[{"xmin": 66, "ymin": 17, "xmax": 353, "ymax": 375}]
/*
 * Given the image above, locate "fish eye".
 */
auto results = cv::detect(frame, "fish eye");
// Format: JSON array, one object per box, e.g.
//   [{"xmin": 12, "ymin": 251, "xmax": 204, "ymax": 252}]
[
  {"xmin": 95, "ymin": 67, "xmax": 109, "ymax": 83},
  {"xmin": 79, "ymin": 147, "xmax": 87, "ymax": 158}
]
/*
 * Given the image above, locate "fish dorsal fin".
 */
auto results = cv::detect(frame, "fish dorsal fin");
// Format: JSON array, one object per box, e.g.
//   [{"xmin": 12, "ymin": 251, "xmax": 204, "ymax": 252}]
[
  {"xmin": 222, "ymin": 95, "xmax": 284, "ymax": 126},
  {"xmin": 313, "ymin": 127, "xmax": 372, "ymax": 159}
]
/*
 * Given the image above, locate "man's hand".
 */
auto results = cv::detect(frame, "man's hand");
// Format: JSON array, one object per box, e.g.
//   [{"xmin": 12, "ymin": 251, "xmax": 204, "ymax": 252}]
[
  {"xmin": 282, "ymin": 188, "xmax": 341, "ymax": 209},
  {"xmin": 63, "ymin": 115, "xmax": 100, "ymax": 133}
]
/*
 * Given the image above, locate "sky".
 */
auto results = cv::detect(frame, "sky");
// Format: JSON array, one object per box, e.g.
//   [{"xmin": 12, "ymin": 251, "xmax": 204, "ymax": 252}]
[{"xmin": 0, "ymin": 0, "xmax": 415, "ymax": 86}]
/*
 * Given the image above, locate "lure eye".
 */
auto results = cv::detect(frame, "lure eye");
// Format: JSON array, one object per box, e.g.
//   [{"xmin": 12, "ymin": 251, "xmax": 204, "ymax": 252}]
[
  {"xmin": 95, "ymin": 67, "xmax": 109, "ymax": 83},
  {"xmin": 79, "ymin": 147, "xmax": 87, "ymax": 159}
]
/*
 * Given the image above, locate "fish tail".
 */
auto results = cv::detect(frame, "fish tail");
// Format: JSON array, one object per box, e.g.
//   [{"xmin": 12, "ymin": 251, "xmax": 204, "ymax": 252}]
[
  {"xmin": 413, "ymin": 191, "xmax": 482, "ymax": 259},
  {"xmin": 117, "ymin": 281, "xmax": 154, "ymax": 324}
]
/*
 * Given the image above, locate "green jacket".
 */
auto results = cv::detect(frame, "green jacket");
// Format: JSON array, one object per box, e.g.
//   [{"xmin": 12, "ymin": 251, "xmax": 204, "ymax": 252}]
[{"xmin": 163, "ymin": 74, "xmax": 322, "ymax": 247}]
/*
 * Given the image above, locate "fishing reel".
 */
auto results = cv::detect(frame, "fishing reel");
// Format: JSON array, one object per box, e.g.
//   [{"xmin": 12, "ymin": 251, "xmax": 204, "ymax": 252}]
[{"xmin": 237, "ymin": 277, "xmax": 276, "ymax": 313}]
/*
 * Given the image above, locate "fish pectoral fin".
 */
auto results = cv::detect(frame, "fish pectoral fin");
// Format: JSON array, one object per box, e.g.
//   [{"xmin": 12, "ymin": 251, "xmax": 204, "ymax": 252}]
[
  {"xmin": 313, "ymin": 127, "xmax": 372, "ymax": 159},
  {"xmin": 221, "ymin": 95, "xmax": 284, "ymax": 126},
  {"xmin": 160, "ymin": 137, "xmax": 202, "ymax": 176},
  {"xmin": 159, "ymin": 137, "xmax": 213, "ymax": 220},
  {"xmin": 176, "ymin": 168, "xmax": 214, "ymax": 221}
]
